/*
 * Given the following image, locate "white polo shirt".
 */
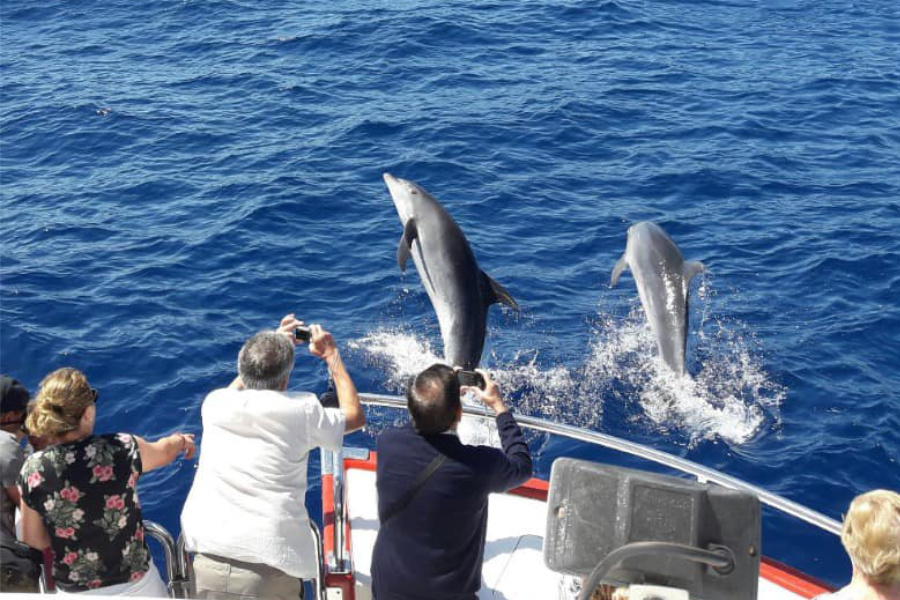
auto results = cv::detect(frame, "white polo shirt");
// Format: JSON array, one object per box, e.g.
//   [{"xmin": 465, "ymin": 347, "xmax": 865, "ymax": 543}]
[{"xmin": 181, "ymin": 388, "xmax": 345, "ymax": 578}]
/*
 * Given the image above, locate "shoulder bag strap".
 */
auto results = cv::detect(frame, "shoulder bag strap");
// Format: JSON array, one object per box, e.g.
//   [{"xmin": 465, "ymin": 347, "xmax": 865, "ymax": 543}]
[{"xmin": 381, "ymin": 453, "xmax": 447, "ymax": 524}]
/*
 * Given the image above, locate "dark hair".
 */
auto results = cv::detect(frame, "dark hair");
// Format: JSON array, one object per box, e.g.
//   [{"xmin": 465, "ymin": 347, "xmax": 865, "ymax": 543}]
[
  {"xmin": 407, "ymin": 364, "xmax": 461, "ymax": 434},
  {"xmin": 238, "ymin": 332, "xmax": 295, "ymax": 390}
]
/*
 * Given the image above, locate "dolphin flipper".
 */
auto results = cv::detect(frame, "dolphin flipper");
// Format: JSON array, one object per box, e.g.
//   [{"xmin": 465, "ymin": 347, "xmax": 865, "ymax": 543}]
[
  {"xmin": 683, "ymin": 260, "xmax": 705, "ymax": 287},
  {"xmin": 481, "ymin": 271, "xmax": 519, "ymax": 310},
  {"xmin": 681, "ymin": 261, "xmax": 705, "ymax": 360},
  {"xmin": 610, "ymin": 254, "xmax": 629, "ymax": 288},
  {"xmin": 397, "ymin": 219, "xmax": 419, "ymax": 272}
]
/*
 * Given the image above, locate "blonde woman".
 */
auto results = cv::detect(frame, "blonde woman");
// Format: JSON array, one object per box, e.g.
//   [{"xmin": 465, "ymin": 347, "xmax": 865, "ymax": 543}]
[
  {"xmin": 16, "ymin": 368, "xmax": 195, "ymax": 595},
  {"xmin": 816, "ymin": 490, "xmax": 900, "ymax": 600}
]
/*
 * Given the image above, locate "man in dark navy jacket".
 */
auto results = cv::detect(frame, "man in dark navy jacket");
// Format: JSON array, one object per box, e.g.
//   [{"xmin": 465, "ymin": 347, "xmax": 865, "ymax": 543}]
[{"xmin": 371, "ymin": 364, "xmax": 533, "ymax": 600}]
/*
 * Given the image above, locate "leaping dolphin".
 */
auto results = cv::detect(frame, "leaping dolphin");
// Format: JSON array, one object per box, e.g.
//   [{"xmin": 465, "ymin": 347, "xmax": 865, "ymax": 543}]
[
  {"xmin": 383, "ymin": 173, "xmax": 518, "ymax": 370},
  {"xmin": 611, "ymin": 222, "xmax": 705, "ymax": 376}
]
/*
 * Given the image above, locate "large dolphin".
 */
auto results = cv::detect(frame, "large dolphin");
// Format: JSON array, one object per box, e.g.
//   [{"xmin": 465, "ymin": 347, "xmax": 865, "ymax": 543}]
[
  {"xmin": 611, "ymin": 222, "xmax": 705, "ymax": 376},
  {"xmin": 384, "ymin": 173, "xmax": 518, "ymax": 370}
]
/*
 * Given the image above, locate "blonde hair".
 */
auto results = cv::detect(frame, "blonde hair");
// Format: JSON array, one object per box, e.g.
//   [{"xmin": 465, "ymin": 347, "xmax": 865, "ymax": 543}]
[
  {"xmin": 26, "ymin": 368, "xmax": 94, "ymax": 438},
  {"xmin": 841, "ymin": 489, "xmax": 900, "ymax": 586}
]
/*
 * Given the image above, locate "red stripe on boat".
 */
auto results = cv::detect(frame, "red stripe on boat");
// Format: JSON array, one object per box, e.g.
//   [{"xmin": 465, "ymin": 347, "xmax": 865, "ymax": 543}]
[{"xmin": 760, "ymin": 556, "xmax": 834, "ymax": 598}]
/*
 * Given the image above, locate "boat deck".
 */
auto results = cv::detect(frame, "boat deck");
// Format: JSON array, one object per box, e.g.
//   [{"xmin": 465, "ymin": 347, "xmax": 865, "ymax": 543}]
[{"xmin": 343, "ymin": 467, "xmax": 831, "ymax": 600}]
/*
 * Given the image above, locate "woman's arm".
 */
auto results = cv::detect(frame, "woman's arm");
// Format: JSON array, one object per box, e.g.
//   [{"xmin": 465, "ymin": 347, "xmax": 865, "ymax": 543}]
[
  {"xmin": 136, "ymin": 433, "xmax": 196, "ymax": 473},
  {"xmin": 20, "ymin": 500, "xmax": 51, "ymax": 550}
]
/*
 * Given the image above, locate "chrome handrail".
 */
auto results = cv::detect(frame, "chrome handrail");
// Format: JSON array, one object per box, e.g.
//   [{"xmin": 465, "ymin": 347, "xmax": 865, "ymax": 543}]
[
  {"xmin": 359, "ymin": 393, "xmax": 842, "ymax": 537},
  {"xmin": 37, "ymin": 561, "xmax": 48, "ymax": 594},
  {"xmin": 144, "ymin": 521, "xmax": 176, "ymax": 586},
  {"xmin": 145, "ymin": 521, "xmax": 190, "ymax": 598},
  {"xmin": 175, "ymin": 533, "xmax": 193, "ymax": 598},
  {"xmin": 321, "ymin": 448, "xmax": 350, "ymax": 574},
  {"xmin": 332, "ymin": 449, "xmax": 347, "ymax": 572},
  {"xmin": 309, "ymin": 521, "xmax": 327, "ymax": 600}
]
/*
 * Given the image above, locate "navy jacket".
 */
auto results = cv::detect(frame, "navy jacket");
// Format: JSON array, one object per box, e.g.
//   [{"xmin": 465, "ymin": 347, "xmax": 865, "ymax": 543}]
[{"xmin": 371, "ymin": 411, "xmax": 533, "ymax": 600}]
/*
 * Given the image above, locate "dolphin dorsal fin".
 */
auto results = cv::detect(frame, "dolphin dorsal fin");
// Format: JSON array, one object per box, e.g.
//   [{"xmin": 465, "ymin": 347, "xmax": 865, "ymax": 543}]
[
  {"xmin": 610, "ymin": 254, "xmax": 629, "ymax": 288},
  {"xmin": 397, "ymin": 219, "xmax": 419, "ymax": 272},
  {"xmin": 683, "ymin": 260, "xmax": 705, "ymax": 285},
  {"xmin": 481, "ymin": 271, "xmax": 519, "ymax": 310}
]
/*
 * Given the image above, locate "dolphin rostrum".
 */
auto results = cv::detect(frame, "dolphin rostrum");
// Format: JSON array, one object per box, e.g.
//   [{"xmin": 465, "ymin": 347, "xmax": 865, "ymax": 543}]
[
  {"xmin": 611, "ymin": 222, "xmax": 705, "ymax": 376},
  {"xmin": 384, "ymin": 173, "xmax": 518, "ymax": 370}
]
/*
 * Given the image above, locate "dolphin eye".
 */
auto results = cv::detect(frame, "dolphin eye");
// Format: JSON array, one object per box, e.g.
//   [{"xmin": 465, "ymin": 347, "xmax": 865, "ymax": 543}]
[{"xmin": 405, "ymin": 184, "xmax": 418, "ymax": 195}]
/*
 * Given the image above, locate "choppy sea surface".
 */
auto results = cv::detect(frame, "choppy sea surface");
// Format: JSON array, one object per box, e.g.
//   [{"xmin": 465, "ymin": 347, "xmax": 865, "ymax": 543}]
[{"xmin": 2, "ymin": 0, "xmax": 898, "ymax": 589}]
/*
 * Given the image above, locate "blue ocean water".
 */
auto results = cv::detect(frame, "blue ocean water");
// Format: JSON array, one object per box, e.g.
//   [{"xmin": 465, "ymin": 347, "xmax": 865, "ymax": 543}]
[{"xmin": 2, "ymin": 0, "xmax": 899, "ymax": 589}]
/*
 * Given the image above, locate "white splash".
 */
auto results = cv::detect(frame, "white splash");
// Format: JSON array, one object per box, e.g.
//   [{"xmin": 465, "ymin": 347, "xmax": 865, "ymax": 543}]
[
  {"xmin": 587, "ymin": 280, "xmax": 785, "ymax": 445},
  {"xmin": 349, "ymin": 327, "xmax": 502, "ymax": 445},
  {"xmin": 348, "ymin": 328, "xmax": 442, "ymax": 390},
  {"xmin": 352, "ymin": 280, "xmax": 783, "ymax": 448}
]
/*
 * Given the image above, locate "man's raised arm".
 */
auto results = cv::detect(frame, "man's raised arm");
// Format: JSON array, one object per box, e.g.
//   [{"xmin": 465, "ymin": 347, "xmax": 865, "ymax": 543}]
[
  {"xmin": 308, "ymin": 324, "xmax": 365, "ymax": 433},
  {"xmin": 463, "ymin": 370, "xmax": 533, "ymax": 491}
]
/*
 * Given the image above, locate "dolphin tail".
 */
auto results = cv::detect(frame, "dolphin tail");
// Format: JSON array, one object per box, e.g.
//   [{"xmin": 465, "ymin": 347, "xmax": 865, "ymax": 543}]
[
  {"xmin": 610, "ymin": 254, "xmax": 629, "ymax": 287},
  {"xmin": 397, "ymin": 219, "xmax": 419, "ymax": 272},
  {"xmin": 481, "ymin": 271, "xmax": 519, "ymax": 310}
]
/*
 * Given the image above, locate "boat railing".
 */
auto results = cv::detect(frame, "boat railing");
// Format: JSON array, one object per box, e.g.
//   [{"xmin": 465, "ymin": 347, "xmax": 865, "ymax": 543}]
[
  {"xmin": 310, "ymin": 520, "xmax": 328, "ymax": 600},
  {"xmin": 30, "ymin": 522, "xmax": 187, "ymax": 596},
  {"xmin": 175, "ymin": 533, "xmax": 193, "ymax": 596},
  {"xmin": 332, "ymin": 449, "xmax": 347, "ymax": 573},
  {"xmin": 357, "ymin": 393, "xmax": 843, "ymax": 537},
  {"xmin": 145, "ymin": 521, "xmax": 191, "ymax": 598}
]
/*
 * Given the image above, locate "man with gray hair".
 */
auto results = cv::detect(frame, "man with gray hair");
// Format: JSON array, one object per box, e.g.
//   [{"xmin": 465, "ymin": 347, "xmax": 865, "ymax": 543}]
[{"xmin": 181, "ymin": 314, "xmax": 365, "ymax": 600}]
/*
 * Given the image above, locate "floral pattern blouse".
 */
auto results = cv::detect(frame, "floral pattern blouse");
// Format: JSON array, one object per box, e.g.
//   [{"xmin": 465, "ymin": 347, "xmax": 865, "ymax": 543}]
[{"xmin": 18, "ymin": 434, "xmax": 150, "ymax": 592}]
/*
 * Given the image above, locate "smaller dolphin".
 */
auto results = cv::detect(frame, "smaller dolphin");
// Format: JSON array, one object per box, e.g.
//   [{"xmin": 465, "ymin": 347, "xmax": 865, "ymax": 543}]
[
  {"xmin": 384, "ymin": 173, "xmax": 518, "ymax": 370},
  {"xmin": 611, "ymin": 222, "xmax": 705, "ymax": 376}
]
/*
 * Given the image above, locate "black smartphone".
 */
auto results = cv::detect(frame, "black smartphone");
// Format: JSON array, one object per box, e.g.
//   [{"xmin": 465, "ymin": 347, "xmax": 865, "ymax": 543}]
[
  {"xmin": 457, "ymin": 370, "xmax": 486, "ymax": 390},
  {"xmin": 295, "ymin": 326, "xmax": 312, "ymax": 343}
]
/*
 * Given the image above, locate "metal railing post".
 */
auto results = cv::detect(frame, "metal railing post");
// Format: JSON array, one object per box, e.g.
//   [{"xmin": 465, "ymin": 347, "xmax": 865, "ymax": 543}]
[
  {"xmin": 331, "ymin": 448, "xmax": 347, "ymax": 572},
  {"xmin": 175, "ymin": 533, "xmax": 193, "ymax": 598},
  {"xmin": 309, "ymin": 521, "xmax": 327, "ymax": 600},
  {"xmin": 144, "ymin": 520, "xmax": 191, "ymax": 598}
]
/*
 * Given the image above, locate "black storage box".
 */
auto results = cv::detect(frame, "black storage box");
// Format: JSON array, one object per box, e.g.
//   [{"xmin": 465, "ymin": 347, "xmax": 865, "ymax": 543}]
[{"xmin": 544, "ymin": 458, "xmax": 760, "ymax": 600}]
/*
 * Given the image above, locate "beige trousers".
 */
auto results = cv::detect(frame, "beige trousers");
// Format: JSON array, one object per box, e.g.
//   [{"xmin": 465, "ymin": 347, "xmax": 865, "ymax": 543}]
[{"xmin": 192, "ymin": 553, "xmax": 303, "ymax": 600}]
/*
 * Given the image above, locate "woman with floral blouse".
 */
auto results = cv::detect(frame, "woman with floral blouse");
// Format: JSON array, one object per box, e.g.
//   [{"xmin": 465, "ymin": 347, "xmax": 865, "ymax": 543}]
[{"xmin": 17, "ymin": 368, "xmax": 196, "ymax": 595}]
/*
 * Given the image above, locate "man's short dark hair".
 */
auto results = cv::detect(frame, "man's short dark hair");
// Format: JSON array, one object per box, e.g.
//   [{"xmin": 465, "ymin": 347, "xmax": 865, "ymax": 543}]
[
  {"xmin": 238, "ymin": 332, "xmax": 295, "ymax": 390},
  {"xmin": 0, "ymin": 376, "xmax": 29, "ymax": 415},
  {"xmin": 407, "ymin": 364, "xmax": 461, "ymax": 434}
]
